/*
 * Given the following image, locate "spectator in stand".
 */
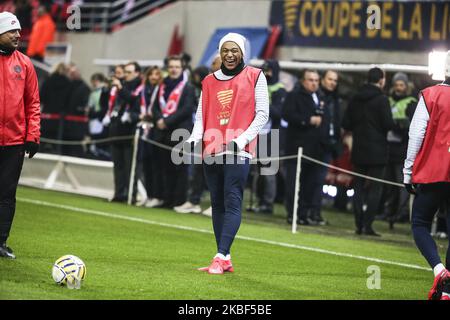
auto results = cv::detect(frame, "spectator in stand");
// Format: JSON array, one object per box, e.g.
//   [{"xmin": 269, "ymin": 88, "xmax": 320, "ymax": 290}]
[
  {"xmin": 86, "ymin": 72, "xmax": 110, "ymax": 159},
  {"xmin": 342, "ymin": 67, "xmax": 395, "ymax": 237},
  {"xmin": 140, "ymin": 66, "xmax": 165, "ymax": 208},
  {"xmin": 14, "ymin": 0, "xmax": 32, "ymax": 42},
  {"xmin": 0, "ymin": 1, "xmax": 15, "ymax": 14},
  {"xmin": 181, "ymin": 52, "xmax": 192, "ymax": 80},
  {"xmin": 26, "ymin": 4, "xmax": 55, "ymax": 62},
  {"xmin": 174, "ymin": 65, "xmax": 210, "ymax": 214},
  {"xmin": 312, "ymin": 70, "xmax": 343, "ymax": 225},
  {"xmin": 39, "ymin": 62, "xmax": 71, "ymax": 153},
  {"xmin": 282, "ymin": 69, "xmax": 330, "ymax": 226},
  {"xmin": 105, "ymin": 61, "xmax": 143, "ymax": 203},
  {"xmin": 63, "ymin": 62, "xmax": 91, "ymax": 157},
  {"xmin": 210, "ymin": 54, "xmax": 221, "ymax": 73},
  {"xmin": 113, "ymin": 64, "xmax": 125, "ymax": 81},
  {"xmin": 152, "ymin": 55, "xmax": 196, "ymax": 209},
  {"xmin": 253, "ymin": 59, "xmax": 287, "ymax": 214},
  {"xmin": 382, "ymin": 72, "xmax": 417, "ymax": 228}
]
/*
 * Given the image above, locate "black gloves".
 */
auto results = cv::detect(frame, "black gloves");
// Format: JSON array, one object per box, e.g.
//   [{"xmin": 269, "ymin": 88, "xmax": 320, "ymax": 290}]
[
  {"xmin": 404, "ymin": 183, "xmax": 417, "ymax": 195},
  {"xmin": 24, "ymin": 141, "xmax": 39, "ymax": 159}
]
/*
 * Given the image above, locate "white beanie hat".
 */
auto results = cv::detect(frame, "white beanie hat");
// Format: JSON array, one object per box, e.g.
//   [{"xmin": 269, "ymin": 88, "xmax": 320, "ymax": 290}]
[
  {"xmin": 219, "ymin": 32, "xmax": 246, "ymax": 57},
  {"xmin": 445, "ymin": 50, "xmax": 450, "ymax": 78},
  {"xmin": 0, "ymin": 12, "xmax": 21, "ymax": 35}
]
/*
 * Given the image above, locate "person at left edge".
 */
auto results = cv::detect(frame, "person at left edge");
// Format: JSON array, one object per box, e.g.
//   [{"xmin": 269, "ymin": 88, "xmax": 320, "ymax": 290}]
[{"xmin": 0, "ymin": 12, "xmax": 40, "ymax": 259}]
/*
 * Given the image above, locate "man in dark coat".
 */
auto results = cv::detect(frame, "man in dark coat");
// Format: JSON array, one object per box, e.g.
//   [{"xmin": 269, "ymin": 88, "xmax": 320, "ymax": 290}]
[
  {"xmin": 254, "ymin": 59, "xmax": 287, "ymax": 214},
  {"xmin": 313, "ymin": 70, "xmax": 343, "ymax": 225},
  {"xmin": 282, "ymin": 69, "xmax": 331, "ymax": 225},
  {"xmin": 39, "ymin": 62, "xmax": 71, "ymax": 153},
  {"xmin": 63, "ymin": 63, "xmax": 91, "ymax": 157},
  {"xmin": 342, "ymin": 67, "xmax": 395, "ymax": 236},
  {"xmin": 107, "ymin": 61, "xmax": 142, "ymax": 203},
  {"xmin": 152, "ymin": 55, "xmax": 196, "ymax": 208}
]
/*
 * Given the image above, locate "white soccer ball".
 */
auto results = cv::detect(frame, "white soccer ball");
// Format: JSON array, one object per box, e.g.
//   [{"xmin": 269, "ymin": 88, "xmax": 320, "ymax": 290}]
[{"xmin": 52, "ymin": 255, "xmax": 87, "ymax": 286}]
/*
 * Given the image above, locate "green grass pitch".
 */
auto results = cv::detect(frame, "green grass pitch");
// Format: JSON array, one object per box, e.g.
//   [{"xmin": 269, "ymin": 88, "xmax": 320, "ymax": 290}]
[{"xmin": 0, "ymin": 186, "xmax": 446, "ymax": 300}]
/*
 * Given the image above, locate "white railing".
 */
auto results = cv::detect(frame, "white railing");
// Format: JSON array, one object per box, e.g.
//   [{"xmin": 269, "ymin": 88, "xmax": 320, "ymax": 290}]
[
  {"xmin": 19, "ymin": 153, "xmax": 147, "ymax": 201},
  {"xmin": 62, "ymin": 0, "xmax": 172, "ymax": 32}
]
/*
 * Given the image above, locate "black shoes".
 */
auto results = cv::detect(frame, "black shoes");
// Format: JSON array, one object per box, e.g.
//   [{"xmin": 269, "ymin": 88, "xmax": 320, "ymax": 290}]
[
  {"xmin": 0, "ymin": 243, "xmax": 16, "ymax": 259},
  {"xmin": 254, "ymin": 205, "xmax": 273, "ymax": 214},
  {"xmin": 363, "ymin": 229, "xmax": 381, "ymax": 237},
  {"xmin": 307, "ymin": 216, "xmax": 328, "ymax": 226},
  {"xmin": 287, "ymin": 217, "xmax": 310, "ymax": 225},
  {"xmin": 109, "ymin": 196, "xmax": 127, "ymax": 203},
  {"xmin": 355, "ymin": 228, "xmax": 381, "ymax": 237}
]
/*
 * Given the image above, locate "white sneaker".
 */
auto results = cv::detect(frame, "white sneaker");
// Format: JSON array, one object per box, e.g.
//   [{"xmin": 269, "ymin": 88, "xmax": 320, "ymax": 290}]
[
  {"xmin": 174, "ymin": 201, "xmax": 202, "ymax": 214},
  {"xmin": 136, "ymin": 197, "xmax": 148, "ymax": 207},
  {"xmin": 145, "ymin": 198, "xmax": 164, "ymax": 208},
  {"xmin": 202, "ymin": 206, "xmax": 212, "ymax": 217}
]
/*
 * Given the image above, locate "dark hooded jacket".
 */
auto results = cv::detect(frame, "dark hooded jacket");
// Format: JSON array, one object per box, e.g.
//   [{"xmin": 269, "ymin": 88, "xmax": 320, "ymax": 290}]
[{"xmin": 342, "ymin": 83, "xmax": 395, "ymax": 166}]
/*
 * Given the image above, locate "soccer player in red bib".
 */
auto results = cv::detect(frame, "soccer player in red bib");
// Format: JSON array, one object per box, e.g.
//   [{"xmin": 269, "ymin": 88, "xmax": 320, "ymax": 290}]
[
  {"xmin": 403, "ymin": 51, "xmax": 450, "ymax": 300},
  {"xmin": 187, "ymin": 33, "xmax": 269, "ymax": 274}
]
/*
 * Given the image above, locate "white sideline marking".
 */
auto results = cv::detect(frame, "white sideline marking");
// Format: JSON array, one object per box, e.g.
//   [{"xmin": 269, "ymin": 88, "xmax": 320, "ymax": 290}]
[{"xmin": 17, "ymin": 197, "xmax": 431, "ymax": 272}]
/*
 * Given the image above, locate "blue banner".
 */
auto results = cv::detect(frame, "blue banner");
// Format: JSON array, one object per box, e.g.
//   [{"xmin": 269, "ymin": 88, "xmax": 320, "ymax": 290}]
[{"xmin": 270, "ymin": 1, "xmax": 449, "ymax": 51}]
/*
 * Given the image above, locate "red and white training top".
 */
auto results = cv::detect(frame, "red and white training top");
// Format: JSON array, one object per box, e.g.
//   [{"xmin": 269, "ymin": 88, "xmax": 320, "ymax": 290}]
[
  {"xmin": 187, "ymin": 66, "xmax": 269, "ymax": 159},
  {"xmin": 403, "ymin": 83, "xmax": 450, "ymax": 184}
]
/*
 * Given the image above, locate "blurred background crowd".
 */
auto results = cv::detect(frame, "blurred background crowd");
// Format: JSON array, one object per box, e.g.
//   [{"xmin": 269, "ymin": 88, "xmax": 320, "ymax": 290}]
[{"xmin": 2, "ymin": 0, "xmax": 448, "ymax": 238}]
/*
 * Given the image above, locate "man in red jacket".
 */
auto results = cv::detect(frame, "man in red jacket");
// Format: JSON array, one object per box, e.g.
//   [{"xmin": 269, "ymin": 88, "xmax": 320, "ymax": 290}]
[
  {"xmin": 0, "ymin": 12, "xmax": 40, "ymax": 259},
  {"xmin": 403, "ymin": 50, "xmax": 450, "ymax": 300},
  {"xmin": 26, "ymin": 5, "xmax": 55, "ymax": 62}
]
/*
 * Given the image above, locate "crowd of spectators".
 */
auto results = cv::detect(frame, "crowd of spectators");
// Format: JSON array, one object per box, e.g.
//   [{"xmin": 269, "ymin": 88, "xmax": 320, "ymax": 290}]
[{"xmin": 36, "ymin": 51, "xmax": 448, "ymax": 238}]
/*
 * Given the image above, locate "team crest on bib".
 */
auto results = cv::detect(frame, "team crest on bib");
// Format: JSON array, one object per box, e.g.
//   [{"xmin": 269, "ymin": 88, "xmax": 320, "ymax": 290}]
[{"xmin": 217, "ymin": 89, "xmax": 233, "ymax": 125}]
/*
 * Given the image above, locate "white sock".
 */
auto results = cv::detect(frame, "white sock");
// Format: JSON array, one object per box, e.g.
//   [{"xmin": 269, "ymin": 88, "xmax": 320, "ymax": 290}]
[
  {"xmin": 433, "ymin": 263, "xmax": 446, "ymax": 277},
  {"xmin": 225, "ymin": 254, "xmax": 231, "ymax": 261},
  {"xmin": 214, "ymin": 253, "xmax": 226, "ymax": 260}
]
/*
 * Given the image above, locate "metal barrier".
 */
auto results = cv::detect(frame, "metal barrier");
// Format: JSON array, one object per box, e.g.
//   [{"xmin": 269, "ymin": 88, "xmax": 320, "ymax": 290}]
[
  {"xmin": 19, "ymin": 152, "xmax": 147, "ymax": 201},
  {"xmin": 61, "ymin": 0, "xmax": 172, "ymax": 32}
]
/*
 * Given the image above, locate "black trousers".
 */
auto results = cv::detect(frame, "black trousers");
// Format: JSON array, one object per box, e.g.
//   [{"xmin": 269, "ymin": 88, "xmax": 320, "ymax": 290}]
[
  {"xmin": 352, "ymin": 165, "xmax": 386, "ymax": 232},
  {"xmin": 0, "ymin": 145, "xmax": 25, "ymax": 243},
  {"xmin": 111, "ymin": 143, "xmax": 136, "ymax": 201},
  {"xmin": 382, "ymin": 162, "xmax": 410, "ymax": 221},
  {"xmin": 411, "ymin": 183, "xmax": 450, "ymax": 268},
  {"xmin": 284, "ymin": 159, "xmax": 323, "ymax": 221},
  {"xmin": 156, "ymin": 147, "xmax": 188, "ymax": 207},
  {"xmin": 189, "ymin": 163, "xmax": 205, "ymax": 205}
]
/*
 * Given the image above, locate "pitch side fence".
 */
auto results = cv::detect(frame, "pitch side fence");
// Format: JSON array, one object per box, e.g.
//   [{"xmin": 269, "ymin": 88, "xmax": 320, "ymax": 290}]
[{"xmin": 19, "ymin": 131, "xmax": 412, "ymax": 234}]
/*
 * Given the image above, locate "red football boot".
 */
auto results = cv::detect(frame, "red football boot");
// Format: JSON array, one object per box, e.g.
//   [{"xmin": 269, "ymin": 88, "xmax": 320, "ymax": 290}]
[
  {"xmin": 428, "ymin": 269, "xmax": 450, "ymax": 300},
  {"xmin": 207, "ymin": 257, "xmax": 224, "ymax": 275},
  {"xmin": 197, "ymin": 258, "xmax": 234, "ymax": 273}
]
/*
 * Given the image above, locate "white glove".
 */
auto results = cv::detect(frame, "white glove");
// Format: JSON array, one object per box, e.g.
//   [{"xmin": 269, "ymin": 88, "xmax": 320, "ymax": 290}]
[
  {"xmin": 102, "ymin": 115, "xmax": 111, "ymax": 126},
  {"xmin": 120, "ymin": 111, "xmax": 131, "ymax": 123}
]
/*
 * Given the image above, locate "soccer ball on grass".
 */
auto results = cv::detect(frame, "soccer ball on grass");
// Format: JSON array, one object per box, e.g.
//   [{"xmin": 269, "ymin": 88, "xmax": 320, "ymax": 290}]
[{"xmin": 52, "ymin": 255, "xmax": 86, "ymax": 289}]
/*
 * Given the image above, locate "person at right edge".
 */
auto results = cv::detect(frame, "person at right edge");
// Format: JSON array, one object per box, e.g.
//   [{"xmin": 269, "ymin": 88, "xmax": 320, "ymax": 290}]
[{"xmin": 403, "ymin": 51, "xmax": 450, "ymax": 300}]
